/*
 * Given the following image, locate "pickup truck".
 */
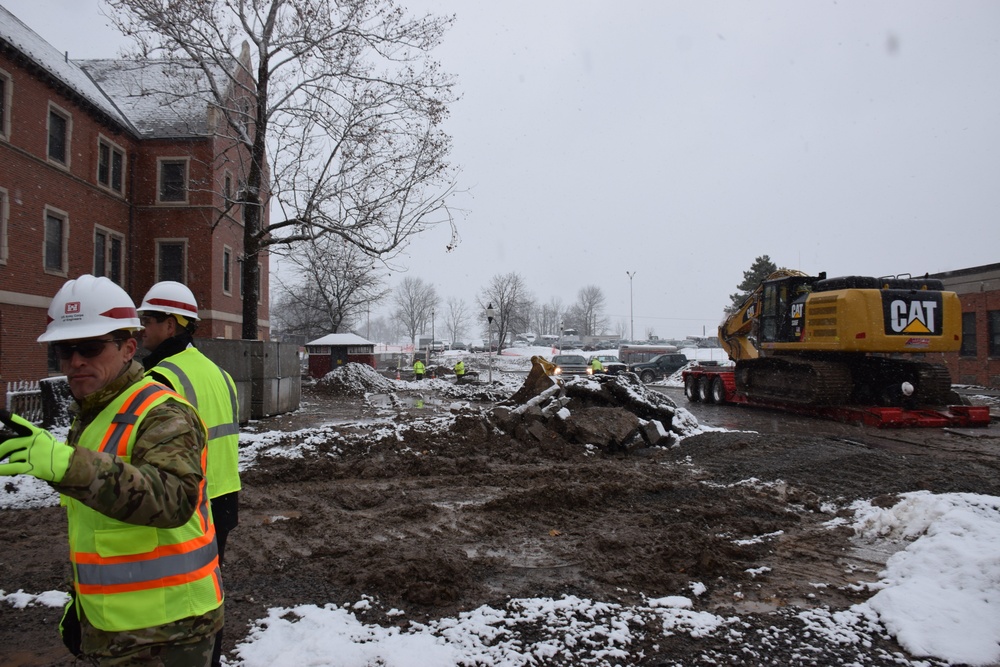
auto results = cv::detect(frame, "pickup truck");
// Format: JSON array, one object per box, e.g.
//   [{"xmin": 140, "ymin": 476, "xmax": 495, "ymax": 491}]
[
  {"xmin": 629, "ymin": 353, "xmax": 690, "ymax": 383},
  {"xmin": 551, "ymin": 354, "xmax": 590, "ymax": 376}
]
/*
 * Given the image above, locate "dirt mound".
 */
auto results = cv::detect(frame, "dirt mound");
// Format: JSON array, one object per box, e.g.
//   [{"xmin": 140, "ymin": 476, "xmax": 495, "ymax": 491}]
[{"xmin": 315, "ymin": 362, "xmax": 397, "ymax": 396}]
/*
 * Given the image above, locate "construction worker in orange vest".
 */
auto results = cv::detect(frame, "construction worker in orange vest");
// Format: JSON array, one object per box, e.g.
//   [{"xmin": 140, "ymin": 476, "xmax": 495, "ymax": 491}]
[{"xmin": 0, "ymin": 275, "xmax": 222, "ymax": 665}]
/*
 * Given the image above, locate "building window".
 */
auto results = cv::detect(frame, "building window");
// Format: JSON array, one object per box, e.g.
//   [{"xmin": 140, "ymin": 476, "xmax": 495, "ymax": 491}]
[
  {"xmin": 157, "ymin": 240, "xmax": 186, "ymax": 282},
  {"xmin": 94, "ymin": 227, "xmax": 124, "ymax": 284},
  {"xmin": 97, "ymin": 138, "xmax": 125, "ymax": 193},
  {"xmin": 47, "ymin": 105, "xmax": 71, "ymax": 166},
  {"xmin": 989, "ymin": 310, "xmax": 1000, "ymax": 358},
  {"xmin": 0, "ymin": 68, "xmax": 11, "ymax": 140},
  {"xmin": 44, "ymin": 209, "xmax": 67, "ymax": 274},
  {"xmin": 224, "ymin": 172, "xmax": 233, "ymax": 201},
  {"xmin": 223, "ymin": 246, "xmax": 233, "ymax": 294},
  {"xmin": 960, "ymin": 312, "xmax": 977, "ymax": 357},
  {"xmin": 0, "ymin": 187, "xmax": 8, "ymax": 264},
  {"xmin": 158, "ymin": 159, "xmax": 188, "ymax": 203}
]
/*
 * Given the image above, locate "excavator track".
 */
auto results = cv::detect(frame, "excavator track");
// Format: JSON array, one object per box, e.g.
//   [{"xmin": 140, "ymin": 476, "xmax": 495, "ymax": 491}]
[
  {"xmin": 735, "ymin": 356, "xmax": 954, "ymax": 408},
  {"xmin": 736, "ymin": 357, "xmax": 853, "ymax": 406}
]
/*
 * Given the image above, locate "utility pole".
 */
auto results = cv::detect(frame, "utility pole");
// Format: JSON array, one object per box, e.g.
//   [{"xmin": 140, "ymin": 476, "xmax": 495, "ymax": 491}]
[
  {"xmin": 626, "ymin": 271, "xmax": 636, "ymax": 341},
  {"xmin": 486, "ymin": 303, "xmax": 495, "ymax": 384}
]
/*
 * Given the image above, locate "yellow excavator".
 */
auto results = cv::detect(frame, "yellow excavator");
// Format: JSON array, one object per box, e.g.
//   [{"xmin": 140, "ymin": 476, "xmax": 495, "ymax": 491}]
[{"xmin": 716, "ymin": 270, "xmax": 963, "ymax": 407}]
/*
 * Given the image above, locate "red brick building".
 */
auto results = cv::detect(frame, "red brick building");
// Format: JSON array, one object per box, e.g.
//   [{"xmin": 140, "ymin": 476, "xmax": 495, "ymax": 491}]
[
  {"xmin": 0, "ymin": 7, "xmax": 269, "ymax": 407},
  {"xmin": 931, "ymin": 263, "xmax": 1000, "ymax": 389}
]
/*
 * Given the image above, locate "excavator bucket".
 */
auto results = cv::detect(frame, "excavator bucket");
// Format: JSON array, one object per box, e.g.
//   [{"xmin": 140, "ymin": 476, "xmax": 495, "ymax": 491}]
[{"xmin": 507, "ymin": 355, "xmax": 559, "ymax": 404}]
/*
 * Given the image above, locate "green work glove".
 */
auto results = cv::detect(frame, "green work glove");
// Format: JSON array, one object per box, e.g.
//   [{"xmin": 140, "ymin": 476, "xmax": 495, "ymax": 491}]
[{"xmin": 0, "ymin": 411, "xmax": 73, "ymax": 483}]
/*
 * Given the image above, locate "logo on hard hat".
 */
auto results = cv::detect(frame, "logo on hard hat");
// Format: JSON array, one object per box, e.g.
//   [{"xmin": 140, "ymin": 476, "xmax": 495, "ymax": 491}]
[{"xmin": 65, "ymin": 302, "xmax": 81, "ymax": 314}]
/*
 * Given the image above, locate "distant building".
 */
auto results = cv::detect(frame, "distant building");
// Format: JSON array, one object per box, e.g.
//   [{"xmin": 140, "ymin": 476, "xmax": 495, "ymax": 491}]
[
  {"xmin": 0, "ymin": 6, "xmax": 269, "ymax": 408},
  {"xmin": 930, "ymin": 263, "xmax": 1000, "ymax": 389},
  {"xmin": 305, "ymin": 333, "xmax": 376, "ymax": 377}
]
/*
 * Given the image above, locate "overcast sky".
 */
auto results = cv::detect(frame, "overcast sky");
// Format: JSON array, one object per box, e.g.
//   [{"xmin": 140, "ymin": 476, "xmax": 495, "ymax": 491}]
[{"xmin": 5, "ymin": 0, "xmax": 999, "ymax": 340}]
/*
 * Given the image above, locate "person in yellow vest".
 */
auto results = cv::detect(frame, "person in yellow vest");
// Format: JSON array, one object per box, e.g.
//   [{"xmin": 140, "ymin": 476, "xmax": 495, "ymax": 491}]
[
  {"xmin": 591, "ymin": 357, "xmax": 605, "ymax": 374},
  {"xmin": 413, "ymin": 358, "xmax": 426, "ymax": 380},
  {"xmin": 0, "ymin": 275, "xmax": 222, "ymax": 665},
  {"xmin": 137, "ymin": 281, "xmax": 240, "ymax": 667},
  {"xmin": 454, "ymin": 359, "xmax": 466, "ymax": 383}
]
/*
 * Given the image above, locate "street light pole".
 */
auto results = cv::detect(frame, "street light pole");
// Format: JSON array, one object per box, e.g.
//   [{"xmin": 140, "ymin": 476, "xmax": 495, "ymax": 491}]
[
  {"xmin": 626, "ymin": 271, "xmax": 636, "ymax": 341},
  {"xmin": 431, "ymin": 307, "xmax": 435, "ymax": 363},
  {"xmin": 486, "ymin": 303, "xmax": 495, "ymax": 384}
]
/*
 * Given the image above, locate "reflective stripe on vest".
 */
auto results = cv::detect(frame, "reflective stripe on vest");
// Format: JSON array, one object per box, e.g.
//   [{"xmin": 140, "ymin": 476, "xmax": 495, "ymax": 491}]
[
  {"xmin": 99, "ymin": 383, "xmax": 177, "ymax": 457},
  {"xmin": 157, "ymin": 359, "xmax": 240, "ymax": 440},
  {"xmin": 75, "ymin": 533, "xmax": 218, "ymax": 593}
]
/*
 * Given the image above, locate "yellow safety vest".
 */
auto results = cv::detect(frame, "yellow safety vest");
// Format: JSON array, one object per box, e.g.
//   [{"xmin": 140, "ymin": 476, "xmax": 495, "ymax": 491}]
[
  {"xmin": 66, "ymin": 379, "xmax": 223, "ymax": 631},
  {"xmin": 149, "ymin": 348, "xmax": 241, "ymax": 499}
]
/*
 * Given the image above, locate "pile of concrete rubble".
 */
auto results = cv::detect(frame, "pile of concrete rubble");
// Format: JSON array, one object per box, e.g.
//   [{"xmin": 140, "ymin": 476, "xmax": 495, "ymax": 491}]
[{"xmin": 490, "ymin": 360, "xmax": 699, "ymax": 453}]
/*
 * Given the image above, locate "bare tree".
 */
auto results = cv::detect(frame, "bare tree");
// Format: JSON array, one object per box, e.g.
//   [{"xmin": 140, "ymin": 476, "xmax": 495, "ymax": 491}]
[
  {"xmin": 271, "ymin": 237, "xmax": 388, "ymax": 340},
  {"xmin": 478, "ymin": 272, "xmax": 532, "ymax": 353},
  {"xmin": 444, "ymin": 297, "xmax": 469, "ymax": 346},
  {"xmin": 108, "ymin": 0, "xmax": 459, "ymax": 339},
  {"xmin": 534, "ymin": 297, "xmax": 564, "ymax": 336},
  {"xmin": 367, "ymin": 314, "xmax": 400, "ymax": 345},
  {"xmin": 392, "ymin": 277, "xmax": 438, "ymax": 348},
  {"xmin": 566, "ymin": 285, "xmax": 608, "ymax": 336}
]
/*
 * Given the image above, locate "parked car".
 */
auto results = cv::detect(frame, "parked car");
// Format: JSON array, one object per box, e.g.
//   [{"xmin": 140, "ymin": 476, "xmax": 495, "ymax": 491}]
[
  {"xmin": 551, "ymin": 354, "xmax": 589, "ymax": 376},
  {"xmin": 450, "ymin": 341, "xmax": 468, "ymax": 351},
  {"xmin": 629, "ymin": 353, "xmax": 690, "ymax": 383},
  {"xmin": 587, "ymin": 354, "xmax": 627, "ymax": 375}
]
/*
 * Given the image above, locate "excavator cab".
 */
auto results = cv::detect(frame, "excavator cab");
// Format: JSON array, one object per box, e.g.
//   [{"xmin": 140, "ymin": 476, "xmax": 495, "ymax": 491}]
[{"xmin": 758, "ymin": 275, "xmax": 819, "ymax": 344}]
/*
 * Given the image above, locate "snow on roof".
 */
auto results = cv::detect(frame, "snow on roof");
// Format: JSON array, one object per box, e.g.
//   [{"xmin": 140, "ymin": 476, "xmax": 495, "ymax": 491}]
[
  {"xmin": 77, "ymin": 58, "xmax": 227, "ymax": 138},
  {"xmin": 0, "ymin": 5, "xmax": 232, "ymax": 139},
  {"xmin": 307, "ymin": 333, "xmax": 375, "ymax": 348},
  {"xmin": 0, "ymin": 5, "xmax": 130, "ymax": 128}
]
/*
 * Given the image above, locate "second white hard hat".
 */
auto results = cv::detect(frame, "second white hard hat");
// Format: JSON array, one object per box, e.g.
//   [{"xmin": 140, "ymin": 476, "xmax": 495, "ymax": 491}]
[{"xmin": 137, "ymin": 281, "xmax": 200, "ymax": 321}]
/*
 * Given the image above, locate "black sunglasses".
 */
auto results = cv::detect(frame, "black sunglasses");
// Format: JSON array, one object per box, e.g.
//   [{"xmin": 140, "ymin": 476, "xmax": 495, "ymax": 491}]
[
  {"xmin": 53, "ymin": 338, "xmax": 124, "ymax": 360},
  {"xmin": 139, "ymin": 312, "xmax": 170, "ymax": 326}
]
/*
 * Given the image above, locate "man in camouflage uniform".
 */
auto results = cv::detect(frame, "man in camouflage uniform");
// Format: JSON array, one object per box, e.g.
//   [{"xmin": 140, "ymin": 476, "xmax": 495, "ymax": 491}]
[{"xmin": 0, "ymin": 275, "xmax": 222, "ymax": 666}]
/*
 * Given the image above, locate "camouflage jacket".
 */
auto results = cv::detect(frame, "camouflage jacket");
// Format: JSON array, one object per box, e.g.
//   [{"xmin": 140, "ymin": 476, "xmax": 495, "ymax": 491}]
[{"xmin": 52, "ymin": 360, "xmax": 223, "ymax": 659}]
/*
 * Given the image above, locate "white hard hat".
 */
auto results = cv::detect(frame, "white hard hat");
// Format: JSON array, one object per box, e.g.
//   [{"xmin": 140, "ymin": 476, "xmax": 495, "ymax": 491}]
[
  {"xmin": 38, "ymin": 275, "xmax": 143, "ymax": 343},
  {"xmin": 138, "ymin": 281, "xmax": 200, "ymax": 321}
]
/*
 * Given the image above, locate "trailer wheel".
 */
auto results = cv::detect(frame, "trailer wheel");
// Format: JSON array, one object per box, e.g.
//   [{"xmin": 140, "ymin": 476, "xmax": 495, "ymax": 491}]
[
  {"xmin": 684, "ymin": 375, "xmax": 700, "ymax": 402},
  {"xmin": 698, "ymin": 376, "xmax": 713, "ymax": 402},
  {"xmin": 710, "ymin": 377, "xmax": 727, "ymax": 404}
]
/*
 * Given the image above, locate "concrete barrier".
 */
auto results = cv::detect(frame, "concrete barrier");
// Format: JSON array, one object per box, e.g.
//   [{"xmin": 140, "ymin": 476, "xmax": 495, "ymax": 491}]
[{"xmin": 198, "ymin": 340, "xmax": 301, "ymax": 422}]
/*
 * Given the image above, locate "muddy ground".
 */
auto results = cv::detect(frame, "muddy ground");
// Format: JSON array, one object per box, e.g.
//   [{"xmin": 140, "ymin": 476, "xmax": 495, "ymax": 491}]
[{"xmin": 2, "ymin": 375, "xmax": 999, "ymax": 666}]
